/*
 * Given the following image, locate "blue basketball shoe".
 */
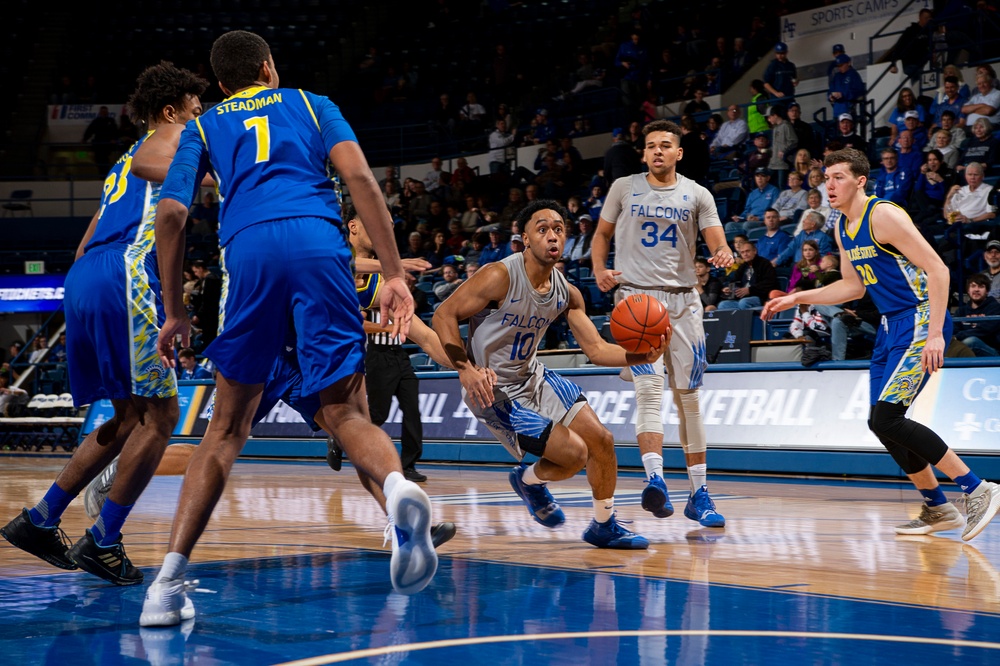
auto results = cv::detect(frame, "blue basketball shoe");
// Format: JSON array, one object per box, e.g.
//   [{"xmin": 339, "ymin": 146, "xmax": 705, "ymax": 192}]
[
  {"xmin": 684, "ymin": 485, "xmax": 726, "ymax": 528},
  {"xmin": 641, "ymin": 473, "xmax": 674, "ymax": 518},
  {"xmin": 582, "ymin": 514, "xmax": 649, "ymax": 549},
  {"xmin": 509, "ymin": 464, "xmax": 565, "ymax": 528}
]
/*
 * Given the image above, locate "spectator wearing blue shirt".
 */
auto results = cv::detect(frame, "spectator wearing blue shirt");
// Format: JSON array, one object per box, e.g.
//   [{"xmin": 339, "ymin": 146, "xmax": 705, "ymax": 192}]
[
  {"xmin": 930, "ymin": 76, "xmax": 969, "ymax": 129},
  {"xmin": 727, "ymin": 167, "xmax": 780, "ymax": 234},
  {"xmin": 895, "ymin": 112, "xmax": 928, "ymax": 151},
  {"xmin": 874, "ymin": 148, "xmax": 915, "ymax": 206},
  {"xmin": 615, "ymin": 31, "xmax": 649, "ymax": 108},
  {"xmin": 764, "ymin": 42, "xmax": 797, "ymax": 99},
  {"xmin": 827, "ymin": 54, "xmax": 865, "ymax": 118},
  {"xmin": 775, "ymin": 211, "xmax": 834, "ymax": 266},
  {"xmin": 478, "ymin": 228, "xmax": 510, "ymax": 265},
  {"xmin": 178, "ymin": 348, "xmax": 212, "ymax": 380},
  {"xmin": 756, "ymin": 209, "xmax": 793, "ymax": 267}
]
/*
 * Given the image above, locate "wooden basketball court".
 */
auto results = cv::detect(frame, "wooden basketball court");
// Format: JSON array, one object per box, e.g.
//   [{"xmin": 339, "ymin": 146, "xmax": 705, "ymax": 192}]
[{"xmin": 2, "ymin": 455, "xmax": 999, "ymax": 664}]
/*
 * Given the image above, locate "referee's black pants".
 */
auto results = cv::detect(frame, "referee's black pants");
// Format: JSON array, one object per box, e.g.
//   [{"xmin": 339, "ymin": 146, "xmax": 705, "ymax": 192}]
[{"xmin": 365, "ymin": 344, "xmax": 423, "ymax": 470}]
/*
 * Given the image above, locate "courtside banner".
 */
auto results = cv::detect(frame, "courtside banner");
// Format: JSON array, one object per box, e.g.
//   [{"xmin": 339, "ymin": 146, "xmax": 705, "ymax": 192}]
[
  {"xmin": 46, "ymin": 104, "xmax": 127, "ymax": 143},
  {"xmin": 179, "ymin": 366, "xmax": 1000, "ymax": 453},
  {"xmin": 0, "ymin": 275, "xmax": 66, "ymax": 313},
  {"xmin": 79, "ymin": 383, "xmax": 210, "ymax": 439}
]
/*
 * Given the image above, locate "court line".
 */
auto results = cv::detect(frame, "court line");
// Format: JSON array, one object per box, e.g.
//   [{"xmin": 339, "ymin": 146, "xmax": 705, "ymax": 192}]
[{"xmin": 275, "ymin": 630, "xmax": 1000, "ymax": 665}]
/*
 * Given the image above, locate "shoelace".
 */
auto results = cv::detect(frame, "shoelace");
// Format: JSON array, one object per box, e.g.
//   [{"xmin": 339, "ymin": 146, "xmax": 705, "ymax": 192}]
[
  {"xmin": 43, "ymin": 523, "xmax": 74, "ymax": 554},
  {"xmin": 382, "ymin": 516, "xmax": 395, "ymax": 548},
  {"xmin": 967, "ymin": 492, "xmax": 987, "ymax": 520}
]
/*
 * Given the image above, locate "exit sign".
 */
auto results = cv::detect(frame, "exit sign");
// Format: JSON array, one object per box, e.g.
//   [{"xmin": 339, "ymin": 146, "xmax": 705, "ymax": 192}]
[{"xmin": 25, "ymin": 261, "xmax": 45, "ymax": 275}]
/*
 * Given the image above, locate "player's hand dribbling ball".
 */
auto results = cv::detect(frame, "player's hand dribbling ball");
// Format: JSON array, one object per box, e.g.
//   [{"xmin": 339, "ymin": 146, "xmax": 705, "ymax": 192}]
[{"xmin": 610, "ymin": 294, "xmax": 670, "ymax": 354}]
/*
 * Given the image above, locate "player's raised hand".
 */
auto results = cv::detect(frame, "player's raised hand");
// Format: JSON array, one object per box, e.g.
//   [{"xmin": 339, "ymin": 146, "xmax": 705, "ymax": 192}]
[
  {"xmin": 157, "ymin": 316, "xmax": 190, "ymax": 369},
  {"xmin": 922, "ymin": 333, "xmax": 946, "ymax": 374},
  {"xmin": 380, "ymin": 276, "xmax": 414, "ymax": 342},
  {"xmin": 595, "ymin": 267, "xmax": 622, "ymax": 292},
  {"xmin": 760, "ymin": 294, "xmax": 797, "ymax": 321}
]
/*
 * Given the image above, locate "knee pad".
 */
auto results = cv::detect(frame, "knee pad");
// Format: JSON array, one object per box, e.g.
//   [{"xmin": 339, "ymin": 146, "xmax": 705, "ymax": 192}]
[
  {"xmin": 869, "ymin": 401, "xmax": 947, "ymax": 470},
  {"xmin": 673, "ymin": 389, "xmax": 707, "ymax": 455},
  {"xmin": 634, "ymin": 372, "xmax": 665, "ymax": 436}
]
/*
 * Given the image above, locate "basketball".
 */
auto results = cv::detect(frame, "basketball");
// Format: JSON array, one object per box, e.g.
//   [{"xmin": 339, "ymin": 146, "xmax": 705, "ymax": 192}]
[{"xmin": 609, "ymin": 294, "xmax": 670, "ymax": 354}]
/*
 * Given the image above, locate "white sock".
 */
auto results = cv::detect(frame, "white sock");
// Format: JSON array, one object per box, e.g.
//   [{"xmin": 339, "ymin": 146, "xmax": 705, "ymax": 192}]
[
  {"xmin": 522, "ymin": 463, "xmax": 544, "ymax": 485},
  {"xmin": 594, "ymin": 497, "xmax": 615, "ymax": 523},
  {"xmin": 642, "ymin": 452, "xmax": 663, "ymax": 480},
  {"xmin": 155, "ymin": 552, "xmax": 189, "ymax": 583},
  {"xmin": 688, "ymin": 464, "xmax": 707, "ymax": 492},
  {"xmin": 383, "ymin": 471, "xmax": 405, "ymax": 504}
]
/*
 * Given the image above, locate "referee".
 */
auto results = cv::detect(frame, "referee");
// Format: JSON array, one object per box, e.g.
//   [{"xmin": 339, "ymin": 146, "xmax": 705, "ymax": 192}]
[{"xmin": 365, "ymin": 308, "xmax": 426, "ymax": 482}]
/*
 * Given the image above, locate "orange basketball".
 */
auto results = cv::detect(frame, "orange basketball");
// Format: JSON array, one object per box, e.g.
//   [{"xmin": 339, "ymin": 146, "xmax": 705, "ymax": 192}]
[{"xmin": 609, "ymin": 294, "xmax": 670, "ymax": 354}]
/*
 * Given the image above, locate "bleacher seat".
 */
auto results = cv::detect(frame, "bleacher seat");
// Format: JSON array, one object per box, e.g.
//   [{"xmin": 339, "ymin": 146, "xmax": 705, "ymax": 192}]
[{"xmin": 409, "ymin": 352, "xmax": 436, "ymax": 371}]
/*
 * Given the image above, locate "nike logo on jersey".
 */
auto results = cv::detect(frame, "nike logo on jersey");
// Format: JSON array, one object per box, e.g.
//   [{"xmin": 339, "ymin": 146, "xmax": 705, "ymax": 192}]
[
  {"xmin": 510, "ymin": 298, "xmax": 522, "ymax": 303},
  {"xmin": 632, "ymin": 191, "xmax": 643, "ymax": 197}
]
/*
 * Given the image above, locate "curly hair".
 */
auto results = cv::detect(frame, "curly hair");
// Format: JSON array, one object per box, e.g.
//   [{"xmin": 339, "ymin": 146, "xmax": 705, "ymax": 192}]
[
  {"xmin": 514, "ymin": 199, "xmax": 571, "ymax": 231},
  {"xmin": 210, "ymin": 30, "xmax": 271, "ymax": 92},
  {"xmin": 125, "ymin": 61, "xmax": 208, "ymax": 126}
]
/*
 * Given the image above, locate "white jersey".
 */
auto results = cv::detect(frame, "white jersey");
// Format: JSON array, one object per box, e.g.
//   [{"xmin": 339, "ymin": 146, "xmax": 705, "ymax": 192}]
[
  {"xmin": 601, "ymin": 173, "xmax": 721, "ymax": 289},
  {"xmin": 466, "ymin": 253, "xmax": 570, "ymax": 399}
]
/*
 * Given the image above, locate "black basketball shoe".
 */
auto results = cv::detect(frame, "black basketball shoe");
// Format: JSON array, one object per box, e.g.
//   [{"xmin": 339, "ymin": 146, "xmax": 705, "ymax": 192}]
[
  {"xmin": 431, "ymin": 522, "xmax": 456, "ymax": 548},
  {"xmin": 67, "ymin": 529, "xmax": 143, "ymax": 586},
  {"xmin": 1, "ymin": 508, "xmax": 78, "ymax": 570},
  {"xmin": 326, "ymin": 435, "xmax": 343, "ymax": 472}
]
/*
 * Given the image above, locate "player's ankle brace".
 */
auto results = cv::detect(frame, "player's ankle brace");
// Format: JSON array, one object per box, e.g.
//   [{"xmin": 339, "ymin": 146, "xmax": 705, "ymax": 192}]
[{"xmin": 634, "ymin": 373, "xmax": 665, "ymax": 435}]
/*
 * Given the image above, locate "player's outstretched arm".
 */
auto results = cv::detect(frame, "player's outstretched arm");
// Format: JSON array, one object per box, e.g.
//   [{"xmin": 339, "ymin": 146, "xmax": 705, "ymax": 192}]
[
  {"xmin": 871, "ymin": 202, "xmax": 950, "ymax": 372},
  {"xmin": 591, "ymin": 218, "xmax": 622, "ymax": 292},
  {"xmin": 432, "ymin": 262, "xmax": 509, "ymax": 408},
  {"xmin": 762, "ymin": 240, "xmax": 864, "ymax": 321},
  {"xmin": 564, "ymin": 285, "xmax": 666, "ymax": 367}
]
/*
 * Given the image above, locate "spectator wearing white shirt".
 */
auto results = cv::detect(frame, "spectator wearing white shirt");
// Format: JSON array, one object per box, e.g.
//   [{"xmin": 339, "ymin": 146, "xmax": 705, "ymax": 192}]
[
  {"xmin": 423, "ymin": 157, "xmax": 443, "ymax": 193},
  {"xmin": 774, "ymin": 171, "xmax": 809, "ymax": 224},
  {"xmin": 962, "ymin": 75, "xmax": 1000, "ymax": 127},
  {"xmin": 488, "ymin": 119, "xmax": 516, "ymax": 174},
  {"xmin": 709, "ymin": 105, "xmax": 748, "ymax": 160},
  {"xmin": 943, "ymin": 162, "xmax": 997, "ymax": 225}
]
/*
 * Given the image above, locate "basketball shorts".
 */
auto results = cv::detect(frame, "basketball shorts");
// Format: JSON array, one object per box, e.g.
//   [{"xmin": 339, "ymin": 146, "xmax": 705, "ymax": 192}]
[
  {"xmin": 466, "ymin": 367, "xmax": 586, "ymax": 461},
  {"xmin": 617, "ymin": 285, "xmax": 708, "ymax": 390},
  {"xmin": 207, "ymin": 217, "xmax": 365, "ymax": 396},
  {"xmin": 250, "ymin": 345, "xmax": 322, "ymax": 431},
  {"xmin": 64, "ymin": 244, "xmax": 176, "ymax": 407},
  {"xmin": 869, "ymin": 302, "xmax": 952, "ymax": 407}
]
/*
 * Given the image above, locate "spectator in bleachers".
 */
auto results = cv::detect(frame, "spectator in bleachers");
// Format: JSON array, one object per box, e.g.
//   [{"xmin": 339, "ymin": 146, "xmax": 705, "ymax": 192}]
[
  {"xmin": 909, "ymin": 149, "xmax": 956, "ymax": 235},
  {"xmin": 776, "ymin": 211, "xmax": 834, "ymax": 267},
  {"xmin": 757, "ymin": 208, "xmax": 793, "ymax": 267},
  {"xmin": 382, "ymin": 180, "xmax": 401, "ymax": 212},
  {"xmin": 463, "ymin": 232, "xmax": 487, "ymax": 267},
  {"xmin": 615, "ymin": 31, "xmax": 650, "ymax": 109},
  {"xmin": 379, "ymin": 165, "xmax": 402, "ymax": 192},
  {"xmin": 445, "ymin": 219, "xmax": 467, "ymax": 254},
  {"xmin": 897, "ymin": 130, "xmax": 924, "ymax": 177},
  {"xmin": 728, "ymin": 167, "xmax": 780, "ymax": 233},
  {"xmin": 792, "ymin": 149, "xmax": 813, "ymax": 182},
  {"xmin": 652, "ymin": 47, "xmax": 683, "ymax": 102},
  {"xmin": 83, "ymin": 106, "xmax": 120, "ymax": 176},
  {"xmin": 954, "ymin": 273, "xmax": 1000, "ymax": 356},
  {"xmin": 718, "ymin": 242, "xmax": 777, "ymax": 310},
  {"xmin": 962, "ymin": 74, "xmax": 1000, "ymax": 127},
  {"xmin": 774, "ymin": 172, "xmax": 808, "ymax": 224},
  {"xmin": 586, "ymin": 185, "xmax": 606, "ymax": 220},
  {"xmin": 743, "ymin": 133, "xmax": 772, "ymax": 184},
  {"xmin": 874, "ymin": 148, "xmax": 915, "ymax": 206},
  {"xmin": 563, "ymin": 214, "xmax": 596, "ymax": 267},
  {"xmin": 767, "ymin": 105, "xmax": 796, "ymax": 187},
  {"xmin": 625, "ymin": 121, "xmax": 645, "ymax": 154},
  {"xmin": 702, "ymin": 112, "xmax": 723, "ymax": 146},
  {"xmin": 956, "ymin": 118, "xmax": 999, "ymax": 176},
  {"xmin": 458, "ymin": 91, "xmax": 487, "ymax": 130},
  {"xmin": 881, "ymin": 8, "xmax": 933, "ymax": 83},
  {"xmin": 824, "ymin": 291, "xmax": 880, "ymax": 360},
  {"xmin": 801, "ymin": 189, "xmax": 833, "ymax": 235},
  {"xmin": 931, "ymin": 75, "xmax": 969, "ymax": 130},
  {"xmin": 0, "ymin": 369, "xmax": 28, "ymax": 417},
  {"xmin": 433, "ymin": 263, "xmax": 465, "ymax": 302},
  {"xmin": 827, "ymin": 113, "xmax": 868, "ymax": 155},
  {"xmin": 710, "ymin": 104, "xmax": 749, "ymax": 161},
  {"xmin": 508, "ymin": 233, "xmax": 525, "ymax": 255},
  {"xmin": 730, "ymin": 37, "xmax": 752, "ymax": 81},
  {"xmin": 27, "ymin": 335, "xmax": 48, "ymax": 365},
  {"xmin": 782, "ymin": 239, "xmax": 823, "ymax": 295},
  {"xmin": 461, "ymin": 194, "xmax": 487, "ymax": 233},
  {"xmin": 407, "ymin": 181, "xmax": 433, "ymax": 221},
  {"xmin": 432, "ymin": 93, "xmax": 457, "ymax": 140},
  {"xmin": 786, "ymin": 102, "xmax": 816, "ymax": 158},
  {"xmin": 929, "ymin": 128, "xmax": 961, "ymax": 169},
  {"xmin": 683, "ymin": 89, "xmax": 711, "ymax": 125},
  {"xmin": 695, "ymin": 256, "xmax": 723, "ymax": 312},
  {"xmin": 190, "ymin": 260, "xmax": 221, "ymax": 352},
  {"xmin": 488, "ymin": 118, "xmax": 516, "ymax": 175},
  {"xmin": 763, "ymin": 42, "xmax": 797, "ymax": 99},
  {"xmin": 943, "ymin": 162, "xmax": 998, "ymax": 228},
  {"xmin": 938, "ymin": 109, "xmax": 967, "ymax": 150},
  {"xmin": 896, "ymin": 112, "xmax": 929, "ymax": 152},
  {"xmin": 423, "ymin": 157, "xmax": 444, "ymax": 195},
  {"xmin": 478, "ymin": 227, "xmax": 509, "ymax": 265},
  {"xmin": 807, "ymin": 167, "xmax": 830, "ymax": 207},
  {"xmin": 48, "ymin": 333, "xmax": 67, "ymax": 364},
  {"xmin": 887, "ymin": 88, "xmax": 924, "ymax": 148},
  {"xmin": 178, "ymin": 348, "xmax": 212, "ymax": 380},
  {"xmin": 826, "ymin": 44, "xmax": 846, "ymax": 85},
  {"xmin": 678, "ymin": 115, "xmax": 710, "ymax": 186},
  {"xmin": 450, "ymin": 157, "xmax": 475, "ymax": 189},
  {"xmin": 827, "ymin": 53, "xmax": 865, "ymax": 118},
  {"xmin": 603, "ymin": 128, "xmax": 643, "ymax": 186},
  {"xmin": 747, "ymin": 79, "xmax": 770, "ymax": 135},
  {"xmin": 984, "ymin": 240, "xmax": 1000, "ymax": 300}
]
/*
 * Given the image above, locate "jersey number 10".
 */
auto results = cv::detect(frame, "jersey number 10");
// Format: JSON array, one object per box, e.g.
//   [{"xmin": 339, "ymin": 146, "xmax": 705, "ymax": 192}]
[{"xmin": 509, "ymin": 331, "xmax": 536, "ymax": 360}]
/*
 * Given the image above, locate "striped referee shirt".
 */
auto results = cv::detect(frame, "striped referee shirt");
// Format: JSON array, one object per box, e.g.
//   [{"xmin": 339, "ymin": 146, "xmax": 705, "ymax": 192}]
[{"xmin": 366, "ymin": 310, "xmax": 401, "ymax": 347}]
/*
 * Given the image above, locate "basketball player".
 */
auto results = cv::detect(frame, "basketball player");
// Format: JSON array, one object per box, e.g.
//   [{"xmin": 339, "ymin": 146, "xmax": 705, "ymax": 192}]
[
  {"xmin": 433, "ymin": 199, "xmax": 666, "ymax": 549},
  {"xmin": 0, "ymin": 63, "xmax": 208, "ymax": 585},
  {"xmin": 762, "ymin": 148, "xmax": 1000, "ymax": 541},
  {"xmin": 591, "ymin": 119, "xmax": 735, "ymax": 528},
  {"xmin": 140, "ymin": 31, "xmax": 435, "ymax": 627}
]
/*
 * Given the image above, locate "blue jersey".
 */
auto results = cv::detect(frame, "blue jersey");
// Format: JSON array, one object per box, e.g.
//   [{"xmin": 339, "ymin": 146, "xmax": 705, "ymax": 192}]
[
  {"xmin": 356, "ymin": 272, "xmax": 382, "ymax": 311},
  {"xmin": 838, "ymin": 196, "xmax": 928, "ymax": 317},
  {"xmin": 161, "ymin": 86, "xmax": 358, "ymax": 246},
  {"xmin": 86, "ymin": 132, "xmax": 160, "ymax": 257}
]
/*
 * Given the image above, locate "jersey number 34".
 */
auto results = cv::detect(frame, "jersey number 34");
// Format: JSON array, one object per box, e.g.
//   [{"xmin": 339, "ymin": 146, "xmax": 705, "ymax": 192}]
[{"xmin": 641, "ymin": 221, "xmax": 678, "ymax": 248}]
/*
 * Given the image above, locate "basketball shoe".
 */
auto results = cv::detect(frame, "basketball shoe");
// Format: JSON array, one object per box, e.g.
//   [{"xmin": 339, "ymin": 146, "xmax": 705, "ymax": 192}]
[
  {"xmin": 0, "ymin": 508, "xmax": 78, "ymax": 570},
  {"xmin": 84, "ymin": 457, "xmax": 119, "ymax": 519},
  {"xmin": 963, "ymin": 480, "xmax": 1000, "ymax": 542},
  {"xmin": 326, "ymin": 435, "xmax": 343, "ymax": 472},
  {"xmin": 509, "ymin": 463, "xmax": 565, "ymax": 528},
  {"xmin": 431, "ymin": 522, "xmax": 456, "ymax": 548},
  {"xmin": 139, "ymin": 577, "xmax": 198, "ymax": 627},
  {"xmin": 68, "ymin": 528, "xmax": 143, "ymax": 585},
  {"xmin": 894, "ymin": 502, "xmax": 964, "ymax": 535},
  {"xmin": 582, "ymin": 514, "xmax": 649, "ymax": 549},
  {"xmin": 384, "ymin": 479, "xmax": 437, "ymax": 595},
  {"xmin": 641, "ymin": 473, "xmax": 674, "ymax": 518},
  {"xmin": 684, "ymin": 486, "xmax": 726, "ymax": 528}
]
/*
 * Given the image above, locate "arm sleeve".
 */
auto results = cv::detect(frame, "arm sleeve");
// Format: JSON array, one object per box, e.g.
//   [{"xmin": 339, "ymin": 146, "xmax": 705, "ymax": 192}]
[
  {"xmin": 159, "ymin": 124, "xmax": 209, "ymax": 207},
  {"xmin": 305, "ymin": 91, "xmax": 358, "ymax": 154}
]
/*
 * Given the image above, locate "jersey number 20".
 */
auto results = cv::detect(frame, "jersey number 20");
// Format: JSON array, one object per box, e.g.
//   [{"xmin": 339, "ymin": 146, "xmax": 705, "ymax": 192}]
[
  {"xmin": 855, "ymin": 263, "xmax": 878, "ymax": 286},
  {"xmin": 641, "ymin": 221, "xmax": 678, "ymax": 248}
]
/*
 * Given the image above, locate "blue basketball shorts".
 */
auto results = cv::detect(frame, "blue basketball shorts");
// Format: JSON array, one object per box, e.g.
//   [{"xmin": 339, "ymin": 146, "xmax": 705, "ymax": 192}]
[
  {"xmin": 206, "ymin": 217, "xmax": 365, "ymax": 396},
  {"xmin": 63, "ymin": 244, "xmax": 177, "ymax": 407},
  {"xmin": 869, "ymin": 302, "xmax": 952, "ymax": 407},
  {"xmin": 251, "ymin": 345, "xmax": 322, "ymax": 431}
]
